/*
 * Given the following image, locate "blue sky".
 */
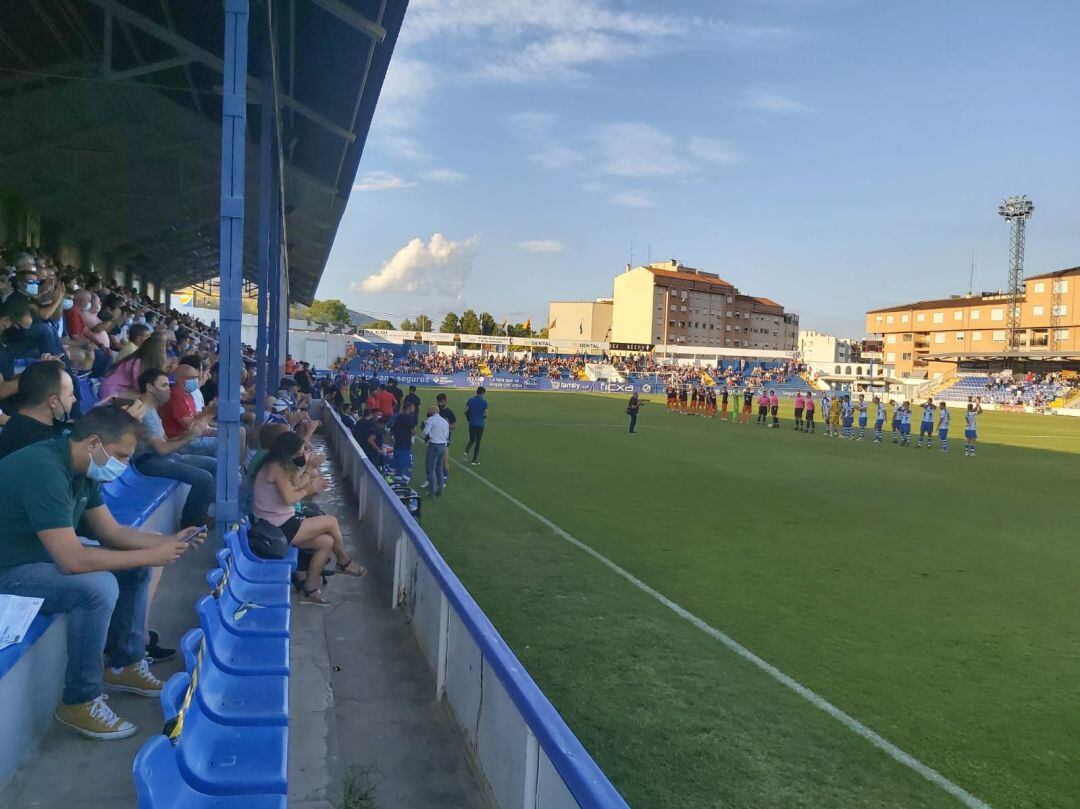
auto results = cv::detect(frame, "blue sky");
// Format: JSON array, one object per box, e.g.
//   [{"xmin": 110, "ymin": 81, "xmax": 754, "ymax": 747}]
[{"xmin": 317, "ymin": 0, "xmax": 1080, "ymax": 336}]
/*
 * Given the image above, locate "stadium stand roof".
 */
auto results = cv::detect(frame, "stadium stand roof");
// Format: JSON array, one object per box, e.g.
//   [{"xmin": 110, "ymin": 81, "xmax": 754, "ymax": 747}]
[{"xmin": 0, "ymin": 0, "xmax": 406, "ymax": 304}]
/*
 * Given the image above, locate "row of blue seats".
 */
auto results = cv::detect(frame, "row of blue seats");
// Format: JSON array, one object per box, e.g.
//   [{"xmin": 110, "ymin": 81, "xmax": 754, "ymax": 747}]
[{"xmin": 132, "ymin": 526, "xmax": 297, "ymax": 808}]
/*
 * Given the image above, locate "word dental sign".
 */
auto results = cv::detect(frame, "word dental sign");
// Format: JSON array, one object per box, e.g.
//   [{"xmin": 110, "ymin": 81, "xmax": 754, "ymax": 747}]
[{"xmin": 360, "ymin": 329, "xmax": 610, "ymax": 352}]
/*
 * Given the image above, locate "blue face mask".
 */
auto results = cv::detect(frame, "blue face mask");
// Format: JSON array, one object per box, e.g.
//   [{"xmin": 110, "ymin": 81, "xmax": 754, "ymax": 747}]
[
  {"xmin": 87, "ymin": 444, "xmax": 127, "ymax": 483},
  {"xmin": 24, "ymin": 281, "xmax": 39, "ymax": 295},
  {"xmin": 183, "ymin": 378, "xmax": 199, "ymax": 393},
  {"xmin": 62, "ymin": 298, "xmax": 74, "ymax": 311}
]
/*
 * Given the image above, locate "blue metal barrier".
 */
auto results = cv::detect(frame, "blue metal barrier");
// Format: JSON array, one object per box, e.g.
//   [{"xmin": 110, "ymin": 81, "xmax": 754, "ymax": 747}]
[{"xmin": 322, "ymin": 407, "xmax": 630, "ymax": 809}]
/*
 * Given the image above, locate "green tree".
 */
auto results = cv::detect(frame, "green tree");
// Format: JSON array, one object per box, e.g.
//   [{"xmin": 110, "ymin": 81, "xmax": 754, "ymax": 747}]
[
  {"xmin": 459, "ymin": 309, "xmax": 481, "ymax": 335},
  {"xmin": 414, "ymin": 314, "xmax": 433, "ymax": 332},
  {"xmin": 306, "ymin": 298, "xmax": 351, "ymax": 324},
  {"xmin": 368, "ymin": 319, "xmax": 395, "ymax": 330},
  {"xmin": 400, "ymin": 318, "xmax": 415, "ymax": 331},
  {"xmin": 440, "ymin": 312, "xmax": 461, "ymax": 333},
  {"xmin": 538, "ymin": 326, "xmax": 550, "ymax": 339},
  {"xmin": 478, "ymin": 312, "xmax": 498, "ymax": 335}
]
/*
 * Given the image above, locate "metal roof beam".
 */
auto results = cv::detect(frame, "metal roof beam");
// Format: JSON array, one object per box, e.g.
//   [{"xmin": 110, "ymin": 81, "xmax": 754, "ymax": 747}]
[
  {"xmin": 83, "ymin": 0, "xmax": 357, "ymax": 143},
  {"xmin": 305, "ymin": 0, "xmax": 386, "ymax": 42},
  {"xmin": 109, "ymin": 55, "xmax": 194, "ymax": 80}
]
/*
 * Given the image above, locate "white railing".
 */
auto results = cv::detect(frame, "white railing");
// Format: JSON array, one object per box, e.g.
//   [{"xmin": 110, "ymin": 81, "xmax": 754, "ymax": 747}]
[{"xmin": 320, "ymin": 406, "xmax": 631, "ymax": 809}]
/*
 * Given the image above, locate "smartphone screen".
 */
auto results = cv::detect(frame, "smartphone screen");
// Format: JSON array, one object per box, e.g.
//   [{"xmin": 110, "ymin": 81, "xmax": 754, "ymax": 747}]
[{"xmin": 180, "ymin": 525, "xmax": 206, "ymax": 543}]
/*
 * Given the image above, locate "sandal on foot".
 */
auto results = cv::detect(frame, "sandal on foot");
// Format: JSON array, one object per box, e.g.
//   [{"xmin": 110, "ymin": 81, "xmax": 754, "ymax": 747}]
[
  {"xmin": 299, "ymin": 586, "xmax": 328, "ymax": 606},
  {"xmin": 336, "ymin": 557, "xmax": 366, "ymax": 577}
]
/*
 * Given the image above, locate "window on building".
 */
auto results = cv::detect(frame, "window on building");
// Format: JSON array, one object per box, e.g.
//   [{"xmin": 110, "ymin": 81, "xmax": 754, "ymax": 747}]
[
  {"xmin": 902, "ymin": 352, "xmax": 912, "ymax": 360},
  {"xmin": 934, "ymin": 333, "xmax": 946, "ymax": 344},
  {"xmin": 885, "ymin": 315, "xmax": 894, "ymax": 324},
  {"xmin": 1054, "ymin": 329, "xmax": 1069, "ymax": 342},
  {"xmin": 875, "ymin": 315, "xmax": 883, "ymax": 324},
  {"xmin": 956, "ymin": 332, "xmax": 965, "ymax": 341},
  {"xmin": 992, "ymin": 330, "xmax": 1006, "ymax": 342},
  {"xmin": 970, "ymin": 310, "xmax": 980, "ymax": 320},
  {"xmin": 900, "ymin": 332, "xmax": 912, "ymax": 341},
  {"xmin": 953, "ymin": 311, "xmax": 963, "ymax": 321},
  {"xmin": 1033, "ymin": 306, "xmax": 1045, "ymax": 317},
  {"xmin": 933, "ymin": 312, "xmax": 944, "ymax": 324},
  {"xmin": 1052, "ymin": 304, "xmax": 1068, "ymax": 317},
  {"xmin": 972, "ymin": 330, "xmax": 982, "ymax": 341},
  {"xmin": 916, "ymin": 313, "xmax": 925, "ymax": 322},
  {"xmin": 1033, "ymin": 282, "xmax": 1045, "ymax": 293},
  {"xmin": 1052, "ymin": 280, "xmax": 1069, "ymax": 294},
  {"xmin": 886, "ymin": 352, "xmax": 896, "ymax": 363},
  {"xmin": 991, "ymin": 308, "xmax": 1004, "ymax": 321},
  {"xmin": 886, "ymin": 334, "xmax": 896, "ymax": 344},
  {"xmin": 901, "ymin": 314, "xmax": 909, "ymax": 323}
]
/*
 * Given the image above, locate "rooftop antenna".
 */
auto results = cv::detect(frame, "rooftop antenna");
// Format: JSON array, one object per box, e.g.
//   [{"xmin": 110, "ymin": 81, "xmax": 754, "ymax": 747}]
[
  {"xmin": 647, "ymin": 243, "xmax": 652, "ymax": 264},
  {"xmin": 629, "ymin": 241, "xmax": 634, "ymax": 267},
  {"xmin": 968, "ymin": 249, "xmax": 976, "ymax": 296}
]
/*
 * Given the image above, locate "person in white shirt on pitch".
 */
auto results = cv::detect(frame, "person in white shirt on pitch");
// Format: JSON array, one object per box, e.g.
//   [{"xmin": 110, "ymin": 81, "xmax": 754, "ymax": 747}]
[{"xmin": 421, "ymin": 405, "xmax": 450, "ymax": 497}]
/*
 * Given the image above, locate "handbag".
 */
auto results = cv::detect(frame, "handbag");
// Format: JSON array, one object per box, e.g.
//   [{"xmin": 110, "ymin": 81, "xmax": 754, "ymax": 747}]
[{"xmin": 248, "ymin": 518, "xmax": 290, "ymax": 560}]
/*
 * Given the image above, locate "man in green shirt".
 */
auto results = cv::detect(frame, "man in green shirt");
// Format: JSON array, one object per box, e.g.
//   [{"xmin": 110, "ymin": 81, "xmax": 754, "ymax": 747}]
[{"xmin": 0, "ymin": 406, "xmax": 198, "ymax": 740}]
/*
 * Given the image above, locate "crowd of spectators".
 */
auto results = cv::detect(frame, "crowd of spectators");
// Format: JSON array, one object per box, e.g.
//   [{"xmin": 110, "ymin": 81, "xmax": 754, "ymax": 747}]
[
  {"xmin": 0, "ymin": 246, "xmax": 340, "ymax": 742},
  {"xmin": 977, "ymin": 371, "xmax": 1078, "ymax": 407}
]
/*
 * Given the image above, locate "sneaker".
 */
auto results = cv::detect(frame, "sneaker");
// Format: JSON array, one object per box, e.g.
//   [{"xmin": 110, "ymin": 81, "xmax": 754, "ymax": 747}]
[
  {"xmin": 55, "ymin": 695, "xmax": 136, "ymax": 741},
  {"xmin": 146, "ymin": 630, "xmax": 175, "ymax": 664},
  {"xmin": 104, "ymin": 658, "xmax": 163, "ymax": 697},
  {"xmin": 462, "ymin": 451, "xmax": 469, "ymax": 461},
  {"xmin": 419, "ymin": 480, "xmax": 430, "ymax": 489}
]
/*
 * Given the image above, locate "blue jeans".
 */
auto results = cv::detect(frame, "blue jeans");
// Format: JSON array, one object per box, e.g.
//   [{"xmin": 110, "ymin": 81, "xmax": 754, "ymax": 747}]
[
  {"xmin": 0, "ymin": 562, "xmax": 150, "ymax": 704},
  {"xmin": 393, "ymin": 446, "xmax": 413, "ymax": 478},
  {"xmin": 425, "ymin": 443, "xmax": 447, "ymax": 494},
  {"xmin": 184, "ymin": 436, "xmax": 218, "ymax": 457},
  {"xmin": 136, "ymin": 452, "xmax": 216, "ymax": 527}
]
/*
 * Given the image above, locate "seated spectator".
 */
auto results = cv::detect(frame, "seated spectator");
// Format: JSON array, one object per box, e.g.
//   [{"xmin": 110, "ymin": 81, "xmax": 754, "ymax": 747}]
[
  {"xmin": 0, "ymin": 406, "xmax": 197, "ymax": 740},
  {"xmin": 0, "ymin": 360, "xmax": 76, "ymax": 459},
  {"xmin": 115, "ymin": 323, "xmax": 151, "ymax": 363},
  {"xmin": 133, "ymin": 369, "xmax": 216, "ymax": 529},
  {"xmin": 99, "ymin": 336, "xmax": 166, "ymax": 401},
  {"xmin": 251, "ymin": 431, "xmax": 364, "ymax": 606}
]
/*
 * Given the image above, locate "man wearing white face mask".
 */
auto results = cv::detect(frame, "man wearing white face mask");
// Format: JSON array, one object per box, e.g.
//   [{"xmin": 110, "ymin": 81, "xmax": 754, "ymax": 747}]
[{"xmin": 0, "ymin": 405, "xmax": 199, "ymax": 740}]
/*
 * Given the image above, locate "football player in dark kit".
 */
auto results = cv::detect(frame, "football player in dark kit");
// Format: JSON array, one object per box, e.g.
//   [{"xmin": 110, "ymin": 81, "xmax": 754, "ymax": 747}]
[{"xmin": 626, "ymin": 393, "xmax": 643, "ymax": 433}]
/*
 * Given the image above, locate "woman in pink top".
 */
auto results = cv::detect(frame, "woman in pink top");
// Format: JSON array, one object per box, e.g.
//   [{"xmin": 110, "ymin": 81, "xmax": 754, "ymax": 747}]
[
  {"xmin": 769, "ymin": 390, "xmax": 780, "ymax": 428},
  {"xmin": 98, "ymin": 337, "xmax": 166, "ymax": 400},
  {"xmin": 251, "ymin": 431, "xmax": 365, "ymax": 605}
]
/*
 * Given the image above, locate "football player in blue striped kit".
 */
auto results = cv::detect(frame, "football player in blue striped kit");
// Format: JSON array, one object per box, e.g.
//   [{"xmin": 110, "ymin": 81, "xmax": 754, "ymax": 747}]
[
  {"xmin": 937, "ymin": 401, "xmax": 951, "ymax": 453},
  {"xmin": 873, "ymin": 396, "xmax": 887, "ymax": 443},
  {"xmin": 964, "ymin": 403, "xmax": 979, "ymax": 456},
  {"xmin": 898, "ymin": 401, "xmax": 913, "ymax": 445},
  {"xmin": 890, "ymin": 399, "xmax": 901, "ymax": 443},
  {"xmin": 856, "ymin": 393, "xmax": 869, "ymax": 441},
  {"xmin": 916, "ymin": 398, "xmax": 936, "ymax": 448}
]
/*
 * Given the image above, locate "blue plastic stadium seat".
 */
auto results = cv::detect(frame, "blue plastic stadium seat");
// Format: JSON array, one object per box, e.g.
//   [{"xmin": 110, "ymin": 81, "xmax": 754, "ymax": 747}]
[
  {"xmin": 216, "ymin": 543, "xmax": 291, "ymax": 586},
  {"xmin": 228, "ymin": 526, "xmax": 298, "ymax": 573},
  {"xmin": 133, "ymin": 735, "xmax": 286, "ymax": 809},
  {"xmin": 215, "ymin": 581, "xmax": 291, "ymax": 638},
  {"xmin": 179, "ymin": 630, "xmax": 288, "ymax": 726},
  {"xmin": 103, "ymin": 467, "xmax": 179, "ymax": 525},
  {"xmin": 197, "ymin": 596, "xmax": 289, "ymax": 676},
  {"xmin": 76, "ymin": 374, "xmax": 99, "ymax": 410},
  {"xmin": 207, "ymin": 562, "xmax": 291, "ymax": 608},
  {"xmin": 158, "ymin": 672, "xmax": 288, "ymax": 796}
]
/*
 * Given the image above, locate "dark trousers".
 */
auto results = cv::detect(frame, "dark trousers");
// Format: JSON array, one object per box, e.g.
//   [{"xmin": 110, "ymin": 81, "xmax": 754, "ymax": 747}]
[
  {"xmin": 136, "ymin": 453, "xmax": 216, "ymax": 527},
  {"xmin": 628, "ymin": 412, "xmax": 637, "ymax": 433},
  {"xmin": 465, "ymin": 425, "xmax": 484, "ymax": 461}
]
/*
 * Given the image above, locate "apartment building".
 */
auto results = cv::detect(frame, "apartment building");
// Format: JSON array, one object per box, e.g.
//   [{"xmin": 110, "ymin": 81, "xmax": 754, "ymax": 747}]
[{"xmin": 865, "ymin": 266, "xmax": 1080, "ymax": 377}]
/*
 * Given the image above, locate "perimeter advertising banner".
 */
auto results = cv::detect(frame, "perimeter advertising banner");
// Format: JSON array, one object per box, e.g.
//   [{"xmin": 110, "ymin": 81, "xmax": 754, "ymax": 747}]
[{"xmin": 339, "ymin": 371, "xmax": 664, "ymax": 394}]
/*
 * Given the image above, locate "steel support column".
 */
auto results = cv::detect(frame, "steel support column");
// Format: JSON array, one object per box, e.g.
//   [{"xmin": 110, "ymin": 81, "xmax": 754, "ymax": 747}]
[
  {"xmin": 214, "ymin": 0, "xmax": 249, "ymax": 531},
  {"xmin": 254, "ymin": 15, "xmax": 273, "ymax": 427},
  {"xmin": 267, "ymin": 185, "xmax": 283, "ymax": 391}
]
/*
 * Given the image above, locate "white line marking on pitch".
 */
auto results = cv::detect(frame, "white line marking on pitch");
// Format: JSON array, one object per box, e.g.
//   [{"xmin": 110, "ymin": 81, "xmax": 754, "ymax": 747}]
[{"xmin": 454, "ymin": 460, "xmax": 993, "ymax": 809}]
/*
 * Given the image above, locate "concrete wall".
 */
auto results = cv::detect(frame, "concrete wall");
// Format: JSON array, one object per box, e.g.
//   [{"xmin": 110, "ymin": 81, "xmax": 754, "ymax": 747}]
[
  {"xmin": 547, "ymin": 301, "xmax": 613, "ymax": 343},
  {"xmin": 611, "ymin": 267, "xmax": 657, "ymax": 345}
]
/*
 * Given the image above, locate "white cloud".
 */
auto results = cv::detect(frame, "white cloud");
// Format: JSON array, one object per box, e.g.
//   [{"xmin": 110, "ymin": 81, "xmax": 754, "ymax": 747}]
[
  {"xmin": 476, "ymin": 30, "xmax": 634, "ymax": 84},
  {"xmin": 743, "ymin": 91, "xmax": 812, "ymax": 114},
  {"xmin": 352, "ymin": 172, "xmax": 416, "ymax": 192},
  {"xmin": 352, "ymin": 233, "xmax": 480, "ymax": 299},
  {"xmin": 422, "ymin": 168, "xmax": 469, "ymax": 183},
  {"xmin": 516, "ymin": 240, "xmax": 564, "ymax": 253},
  {"xmin": 594, "ymin": 122, "xmax": 690, "ymax": 178},
  {"xmin": 688, "ymin": 137, "xmax": 743, "ymax": 166},
  {"xmin": 611, "ymin": 191, "xmax": 655, "ymax": 209},
  {"xmin": 508, "ymin": 111, "xmax": 583, "ymax": 169}
]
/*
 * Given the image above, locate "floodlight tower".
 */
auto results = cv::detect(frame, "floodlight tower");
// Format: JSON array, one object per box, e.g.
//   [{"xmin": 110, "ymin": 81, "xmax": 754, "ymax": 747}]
[{"xmin": 997, "ymin": 195, "xmax": 1034, "ymax": 352}]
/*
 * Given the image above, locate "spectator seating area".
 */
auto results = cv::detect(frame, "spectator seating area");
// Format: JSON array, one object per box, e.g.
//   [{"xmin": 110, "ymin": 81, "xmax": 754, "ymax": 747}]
[
  {"xmin": 935, "ymin": 374, "xmax": 1074, "ymax": 406},
  {"xmin": 133, "ymin": 524, "xmax": 296, "ymax": 808}
]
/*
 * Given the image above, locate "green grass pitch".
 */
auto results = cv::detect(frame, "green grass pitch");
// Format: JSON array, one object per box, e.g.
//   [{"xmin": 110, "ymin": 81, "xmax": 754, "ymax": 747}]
[{"xmin": 411, "ymin": 390, "xmax": 1080, "ymax": 809}]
